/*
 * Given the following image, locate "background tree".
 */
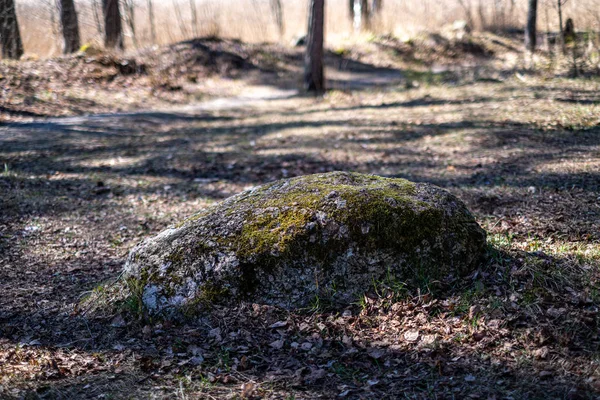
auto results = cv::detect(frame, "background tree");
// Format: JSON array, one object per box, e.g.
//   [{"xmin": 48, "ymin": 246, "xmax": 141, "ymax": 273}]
[
  {"xmin": 525, "ymin": 0, "xmax": 538, "ymax": 53},
  {"xmin": 360, "ymin": 0, "xmax": 370, "ymax": 31},
  {"xmin": 304, "ymin": 0, "xmax": 325, "ymax": 93},
  {"xmin": 172, "ymin": 0, "xmax": 189, "ymax": 38},
  {"xmin": 457, "ymin": 0, "xmax": 475, "ymax": 28},
  {"xmin": 372, "ymin": 0, "xmax": 383, "ymax": 16},
  {"xmin": 147, "ymin": 0, "xmax": 156, "ymax": 44},
  {"xmin": 478, "ymin": 0, "xmax": 487, "ymax": 29},
  {"xmin": 348, "ymin": 0, "xmax": 355, "ymax": 26},
  {"xmin": 58, "ymin": 0, "xmax": 81, "ymax": 54},
  {"xmin": 0, "ymin": 0, "xmax": 24, "ymax": 59},
  {"xmin": 123, "ymin": 0, "xmax": 138, "ymax": 47},
  {"xmin": 556, "ymin": 0, "xmax": 569, "ymax": 51},
  {"xmin": 93, "ymin": 0, "xmax": 103, "ymax": 35},
  {"xmin": 190, "ymin": 0, "xmax": 198, "ymax": 38},
  {"xmin": 270, "ymin": 0, "xmax": 284, "ymax": 38},
  {"xmin": 102, "ymin": 0, "xmax": 124, "ymax": 49}
]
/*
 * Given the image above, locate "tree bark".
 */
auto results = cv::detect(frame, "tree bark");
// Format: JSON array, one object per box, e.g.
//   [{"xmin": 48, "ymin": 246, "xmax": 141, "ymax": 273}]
[
  {"xmin": 478, "ymin": 0, "xmax": 487, "ymax": 30},
  {"xmin": 147, "ymin": 0, "xmax": 156, "ymax": 44},
  {"xmin": 360, "ymin": 0, "xmax": 370, "ymax": 31},
  {"xmin": 58, "ymin": 0, "xmax": 81, "ymax": 54},
  {"xmin": 525, "ymin": 0, "xmax": 538, "ymax": 53},
  {"xmin": 457, "ymin": 0, "xmax": 474, "ymax": 30},
  {"xmin": 557, "ymin": 0, "xmax": 564, "ymax": 52},
  {"xmin": 0, "ymin": 0, "xmax": 24, "ymax": 59},
  {"xmin": 190, "ymin": 0, "xmax": 198, "ymax": 38},
  {"xmin": 270, "ymin": 0, "xmax": 284, "ymax": 38},
  {"xmin": 102, "ymin": 0, "xmax": 124, "ymax": 50},
  {"xmin": 93, "ymin": 0, "xmax": 103, "ymax": 35},
  {"xmin": 372, "ymin": 0, "xmax": 383, "ymax": 16},
  {"xmin": 304, "ymin": 0, "xmax": 325, "ymax": 93}
]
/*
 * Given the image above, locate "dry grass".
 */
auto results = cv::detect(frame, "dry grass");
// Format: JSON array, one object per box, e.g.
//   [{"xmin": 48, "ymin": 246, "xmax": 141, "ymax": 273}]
[{"xmin": 12, "ymin": 0, "xmax": 600, "ymax": 58}]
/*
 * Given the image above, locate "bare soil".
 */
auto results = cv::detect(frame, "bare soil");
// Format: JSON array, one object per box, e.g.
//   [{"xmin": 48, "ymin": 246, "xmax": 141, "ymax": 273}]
[{"xmin": 1, "ymin": 34, "xmax": 600, "ymax": 399}]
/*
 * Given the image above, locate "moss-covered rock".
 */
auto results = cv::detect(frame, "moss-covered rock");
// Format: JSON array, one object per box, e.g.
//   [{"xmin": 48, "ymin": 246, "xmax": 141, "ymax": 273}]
[{"xmin": 122, "ymin": 172, "xmax": 486, "ymax": 314}]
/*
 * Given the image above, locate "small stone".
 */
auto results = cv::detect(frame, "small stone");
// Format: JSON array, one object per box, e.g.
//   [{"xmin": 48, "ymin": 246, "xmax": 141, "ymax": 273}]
[
  {"xmin": 404, "ymin": 330, "xmax": 420, "ymax": 342},
  {"xmin": 269, "ymin": 320, "xmax": 288, "ymax": 329},
  {"xmin": 367, "ymin": 348, "xmax": 386, "ymax": 359},
  {"xmin": 110, "ymin": 314, "xmax": 127, "ymax": 328},
  {"xmin": 190, "ymin": 356, "xmax": 204, "ymax": 365},
  {"xmin": 300, "ymin": 342, "xmax": 313, "ymax": 351},
  {"xmin": 533, "ymin": 347, "xmax": 549, "ymax": 359}
]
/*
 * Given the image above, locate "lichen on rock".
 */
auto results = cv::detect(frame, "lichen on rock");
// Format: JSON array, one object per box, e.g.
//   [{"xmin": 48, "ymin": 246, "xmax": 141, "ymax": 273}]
[{"xmin": 119, "ymin": 171, "xmax": 487, "ymax": 315}]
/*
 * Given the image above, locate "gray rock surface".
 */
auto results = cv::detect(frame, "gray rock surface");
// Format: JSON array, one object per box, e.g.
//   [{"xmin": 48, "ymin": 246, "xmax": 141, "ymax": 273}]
[{"xmin": 122, "ymin": 172, "xmax": 486, "ymax": 314}]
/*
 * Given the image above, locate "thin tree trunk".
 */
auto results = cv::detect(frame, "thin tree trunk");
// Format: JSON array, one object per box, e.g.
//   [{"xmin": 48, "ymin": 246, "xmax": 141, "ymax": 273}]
[
  {"xmin": 545, "ymin": 1, "xmax": 550, "ymax": 50},
  {"xmin": 525, "ymin": 0, "xmax": 538, "ymax": 53},
  {"xmin": 478, "ymin": 0, "xmax": 487, "ymax": 30},
  {"xmin": 58, "ymin": 0, "xmax": 81, "ymax": 54},
  {"xmin": 557, "ymin": 0, "xmax": 564, "ymax": 52},
  {"xmin": 102, "ymin": 0, "xmax": 124, "ymax": 50},
  {"xmin": 172, "ymin": 0, "xmax": 189, "ymax": 39},
  {"xmin": 360, "ymin": 0, "xmax": 370, "ymax": 31},
  {"xmin": 47, "ymin": 0, "xmax": 59, "ymax": 38},
  {"xmin": 304, "ymin": 0, "xmax": 325, "ymax": 93},
  {"xmin": 270, "ymin": 0, "xmax": 284, "ymax": 38},
  {"xmin": 190, "ymin": 0, "xmax": 198, "ymax": 37},
  {"xmin": 457, "ymin": 0, "xmax": 474, "ymax": 29},
  {"xmin": 93, "ymin": 0, "xmax": 103, "ymax": 35},
  {"xmin": 147, "ymin": 0, "xmax": 156, "ymax": 44},
  {"xmin": 123, "ymin": 0, "xmax": 138, "ymax": 47},
  {"xmin": 372, "ymin": 0, "xmax": 382, "ymax": 15},
  {"xmin": 0, "ymin": 0, "xmax": 23, "ymax": 59},
  {"xmin": 348, "ymin": 0, "xmax": 355, "ymax": 25}
]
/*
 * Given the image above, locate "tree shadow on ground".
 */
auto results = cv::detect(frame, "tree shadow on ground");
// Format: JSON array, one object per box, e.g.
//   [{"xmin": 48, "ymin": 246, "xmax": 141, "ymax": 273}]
[{"xmin": 1, "ymin": 84, "xmax": 600, "ymax": 397}]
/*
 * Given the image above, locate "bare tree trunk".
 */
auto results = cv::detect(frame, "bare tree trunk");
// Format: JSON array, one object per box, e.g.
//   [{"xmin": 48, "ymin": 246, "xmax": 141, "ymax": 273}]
[
  {"xmin": 147, "ymin": 0, "xmax": 156, "ymax": 44},
  {"xmin": 557, "ymin": 0, "xmax": 564, "ymax": 52},
  {"xmin": 58, "ymin": 0, "xmax": 81, "ymax": 54},
  {"xmin": 478, "ymin": 0, "xmax": 487, "ymax": 30},
  {"xmin": 190, "ymin": 0, "xmax": 198, "ymax": 38},
  {"xmin": 525, "ymin": 0, "xmax": 538, "ymax": 53},
  {"xmin": 92, "ymin": 0, "xmax": 103, "ymax": 35},
  {"xmin": 172, "ymin": 0, "xmax": 189, "ymax": 39},
  {"xmin": 360, "ymin": 0, "xmax": 370, "ymax": 31},
  {"xmin": 509, "ymin": 0, "xmax": 516, "ymax": 25},
  {"xmin": 270, "ymin": 0, "xmax": 284, "ymax": 38},
  {"xmin": 46, "ymin": 0, "xmax": 59, "ymax": 39},
  {"xmin": 348, "ymin": 0, "xmax": 355, "ymax": 25},
  {"xmin": 372, "ymin": 0, "xmax": 382, "ymax": 15},
  {"xmin": 123, "ymin": 0, "xmax": 138, "ymax": 47},
  {"xmin": 304, "ymin": 0, "xmax": 325, "ymax": 93},
  {"xmin": 457, "ymin": 0, "xmax": 474, "ymax": 28},
  {"xmin": 0, "ymin": 0, "xmax": 24, "ymax": 59},
  {"xmin": 545, "ymin": 1, "xmax": 550, "ymax": 50},
  {"xmin": 102, "ymin": 0, "xmax": 124, "ymax": 49}
]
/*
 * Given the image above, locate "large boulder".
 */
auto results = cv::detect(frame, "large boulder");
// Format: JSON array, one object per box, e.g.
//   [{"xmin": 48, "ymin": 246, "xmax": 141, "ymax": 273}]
[{"xmin": 122, "ymin": 172, "xmax": 486, "ymax": 314}]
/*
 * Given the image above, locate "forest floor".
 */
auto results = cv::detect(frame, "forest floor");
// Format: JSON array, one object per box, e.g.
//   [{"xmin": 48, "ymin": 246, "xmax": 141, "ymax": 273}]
[{"xmin": 1, "ymin": 33, "xmax": 600, "ymax": 399}]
